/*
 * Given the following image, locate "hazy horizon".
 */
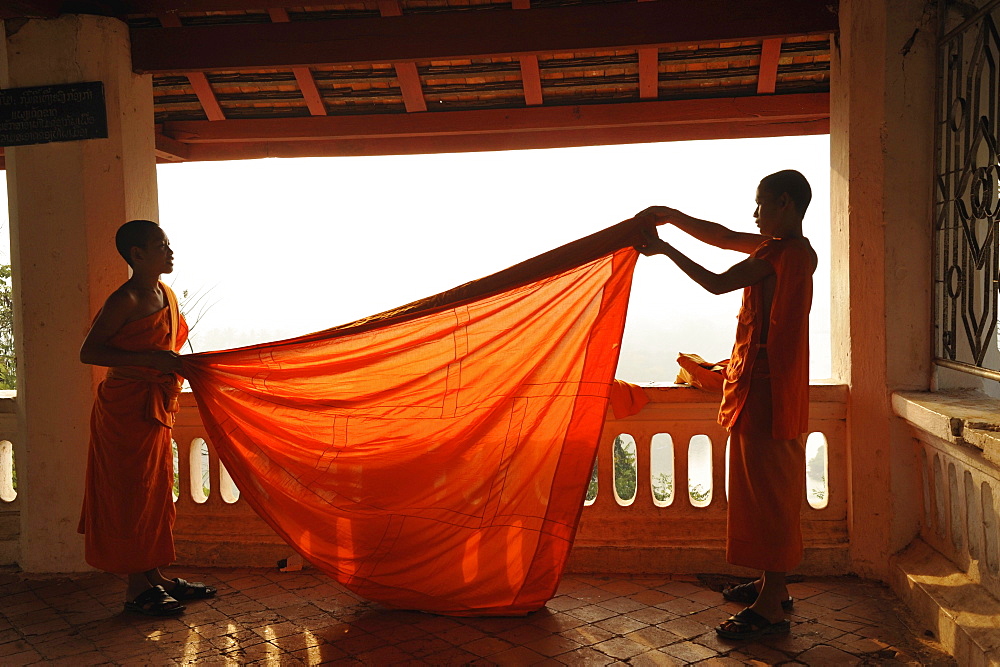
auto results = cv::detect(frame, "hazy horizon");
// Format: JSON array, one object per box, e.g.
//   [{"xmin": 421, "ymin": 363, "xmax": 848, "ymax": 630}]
[{"xmin": 0, "ymin": 134, "xmax": 832, "ymax": 383}]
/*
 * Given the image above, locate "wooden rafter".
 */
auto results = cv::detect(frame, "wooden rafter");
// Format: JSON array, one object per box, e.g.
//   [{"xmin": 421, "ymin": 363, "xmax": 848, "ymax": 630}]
[
  {"xmin": 512, "ymin": 0, "xmax": 543, "ymax": 106},
  {"xmin": 131, "ymin": 1, "xmax": 837, "ymax": 73},
  {"xmin": 519, "ymin": 55, "xmax": 543, "ymax": 107},
  {"xmin": 393, "ymin": 63, "xmax": 427, "ymax": 113},
  {"xmin": 267, "ymin": 8, "xmax": 327, "ymax": 116},
  {"xmin": 185, "ymin": 73, "xmax": 226, "ymax": 121},
  {"xmin": 377, "ymin": 0, "xmax": 427, "ymax": 113},
  {"xmin": 638, "ymin": 48, "xmax": 658, "ymax": 99},
  {"xmin": 757, "ymin": 37, "xmax": 783, "ymax": 94},
  {"xmin": 158, "ymin": 13, "xmax": 226, "ymax": 121}
]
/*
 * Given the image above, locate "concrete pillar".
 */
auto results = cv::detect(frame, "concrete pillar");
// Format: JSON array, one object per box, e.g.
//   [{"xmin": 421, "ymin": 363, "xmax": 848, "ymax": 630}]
[
  {"xmin": 0, "ymin": 15, "xmax": 158, "ymax": 571},
  {"xmin": 830, "ymin": 0, "xmax": 935, "ymax": 579}
]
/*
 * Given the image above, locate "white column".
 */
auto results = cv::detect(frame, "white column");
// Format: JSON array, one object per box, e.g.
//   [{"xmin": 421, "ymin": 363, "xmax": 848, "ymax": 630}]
[
  {"xmin": 0, "ymin": 14, "xmax": 159, "ymax": 571},
  {"xmin": 830, "ymin": 0, "xmax": 935, "ymax": 579}
]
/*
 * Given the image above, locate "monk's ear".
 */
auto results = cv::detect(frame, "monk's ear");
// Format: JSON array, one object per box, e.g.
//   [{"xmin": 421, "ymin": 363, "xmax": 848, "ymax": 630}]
[
  {"xmin": 777, "ymin": 191, "xmax": 795, "ymax": 213},
  {"xmin": 129, "ymin": 245, "xmax": 145, "ymax": 265}
]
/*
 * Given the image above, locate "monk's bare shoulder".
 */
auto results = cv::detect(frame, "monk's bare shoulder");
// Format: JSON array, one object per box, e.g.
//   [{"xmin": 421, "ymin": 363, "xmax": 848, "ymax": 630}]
[{"xmin": 102, "ymin": 285, "xmax": 145, "ymax": 324}]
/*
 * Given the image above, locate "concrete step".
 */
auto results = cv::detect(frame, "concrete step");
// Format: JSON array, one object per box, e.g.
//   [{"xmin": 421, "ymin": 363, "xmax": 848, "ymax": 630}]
[{"xmin": 891, "ymin": 538, "xmax": 1000, "ymax": 666}]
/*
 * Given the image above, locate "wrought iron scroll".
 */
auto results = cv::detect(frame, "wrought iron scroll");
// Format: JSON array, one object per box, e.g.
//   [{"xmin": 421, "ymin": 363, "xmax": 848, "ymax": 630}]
[{"xmin": 935, "ymin": 9, "xmax": 1000, "ymax": 377}]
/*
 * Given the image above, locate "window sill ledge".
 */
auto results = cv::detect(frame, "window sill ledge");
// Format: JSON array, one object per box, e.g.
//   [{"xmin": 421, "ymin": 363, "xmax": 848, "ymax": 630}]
[{"xmin": 893, "ymin": 390, "xmax": 1000, "ymax": 466}]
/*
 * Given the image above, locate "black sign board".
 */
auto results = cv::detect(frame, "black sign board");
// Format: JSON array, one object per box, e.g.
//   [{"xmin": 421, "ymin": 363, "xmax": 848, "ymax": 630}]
[{"xmin": 0, "ymin": 81, "xmax": 108, "ymax": 147}]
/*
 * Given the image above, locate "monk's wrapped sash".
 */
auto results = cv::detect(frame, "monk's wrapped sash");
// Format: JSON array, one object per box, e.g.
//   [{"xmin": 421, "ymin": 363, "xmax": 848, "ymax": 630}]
[{"xmin": 106, "ymin": 366, "xmax": 183, "ymax": 427}]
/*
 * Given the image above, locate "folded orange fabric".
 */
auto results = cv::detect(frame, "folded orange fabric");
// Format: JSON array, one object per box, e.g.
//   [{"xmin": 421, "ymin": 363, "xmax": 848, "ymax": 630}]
[
  {"xmin": 609, "ymin": 379, "xmax": 649, "ymax": 418},
  {"xmin": 184, "ymin": 219, "xmax": 645, "ymax": 615},
  {"xmin": 675, "ymin": 353, "xmax": 728, "ymax": 392}
]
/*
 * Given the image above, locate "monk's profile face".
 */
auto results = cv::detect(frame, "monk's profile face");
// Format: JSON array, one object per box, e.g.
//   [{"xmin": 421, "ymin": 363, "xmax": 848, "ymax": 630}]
[
  {"xmin": 753, "ymin": 185, "xmax": 794, "ymax": 238},
  {"xmin": 135, "ymin": 227, "xmax": 175, "ymax": 275},
  {"xmin": 753, "ymin": 187, "xmax": 781, "ymax": 236}
]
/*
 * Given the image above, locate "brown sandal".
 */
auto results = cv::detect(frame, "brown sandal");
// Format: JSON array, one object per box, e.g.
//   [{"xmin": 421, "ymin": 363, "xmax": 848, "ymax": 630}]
[
  {"xmin": 124, "ymin": 585, "xmax": 185, "ymax": 617},
  {"xmin": 722, "ymin": 581, "xmax": 794, "ymax": 611},
  {"xmin": 169, "ymin": 577, "xmax": 217, "ymax": 601}
]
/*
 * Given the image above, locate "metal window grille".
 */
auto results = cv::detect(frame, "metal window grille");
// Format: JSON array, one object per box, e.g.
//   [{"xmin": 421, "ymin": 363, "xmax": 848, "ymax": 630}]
[{"xmin": 935, "ymin": 2, "xmax": 1000, "ymax": 382}]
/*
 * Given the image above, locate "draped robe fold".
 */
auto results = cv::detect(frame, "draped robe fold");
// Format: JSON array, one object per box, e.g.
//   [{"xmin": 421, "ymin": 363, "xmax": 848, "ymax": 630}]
[
  {"xmin": 719, "ymin": 237, "xmax": 816, "ymax": 572},
  {"xmin": 78, "ymin": 297, "xmax": 188, "ymax": 574},
  {"xmin": 182, "ymin": 219, "xmax": 644, "ymax": 616}
]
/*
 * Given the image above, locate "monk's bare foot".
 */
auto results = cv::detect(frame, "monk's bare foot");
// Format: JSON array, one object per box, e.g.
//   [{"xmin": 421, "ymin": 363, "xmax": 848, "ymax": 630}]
[
  {"xmin": 126, "ymin": 572, "xmax": 153, "ymax": 602},
  {"xmin": 144, "ymin": 568, "xmax": 173, "ymax": 590},
  {"xmin": 752, "ymin": 571, "xmax": 789, "ymax": 622},
  {"xmin": 747, "ymin": 598, "xmax": 786, "ymax": 625}
]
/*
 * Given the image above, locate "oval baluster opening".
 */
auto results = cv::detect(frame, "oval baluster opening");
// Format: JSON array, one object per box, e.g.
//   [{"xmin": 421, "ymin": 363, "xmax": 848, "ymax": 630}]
[
  {"xmin": 584, "ymin": 457, "xmax": 598, "ymax": 507},
  {"xmin": 0, "ymin": 440, "xmax": 15, "ymax": 502},
  {"xmin": 613, "ymin": 434, "xmax": 638, "ymax": 507},
  {"xmin": 650, "ymin": 433, "xmax": 674, "ymax": 508},
  {"xmin": 220, "ymin": 458, "xmax": 241, "ymax": 504},
  {"xmin": 806, "ymin": 432, "xmax": 829, "ymax": 510},
  {"xmin": 687, "ymin": 434, "xmax": 713, "ymax": 508},
  {"xmin": 189, "ymin": 438, "xmax": 210, "ymax": 504}
]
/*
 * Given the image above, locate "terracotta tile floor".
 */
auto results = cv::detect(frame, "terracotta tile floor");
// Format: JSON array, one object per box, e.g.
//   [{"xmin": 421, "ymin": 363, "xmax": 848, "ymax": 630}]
[{"xmin": 0, "ymin": 567, "xmax": 956, "ymax": 665}]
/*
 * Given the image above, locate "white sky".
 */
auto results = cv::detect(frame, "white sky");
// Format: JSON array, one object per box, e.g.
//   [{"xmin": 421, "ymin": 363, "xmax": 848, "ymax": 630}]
[{"xmin": 1, "ymin": 134, "xmax": 832, "ymax": 382}]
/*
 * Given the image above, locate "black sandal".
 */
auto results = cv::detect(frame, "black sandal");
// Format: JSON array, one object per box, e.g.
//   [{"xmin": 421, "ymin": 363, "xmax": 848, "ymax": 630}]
[
  {"xmin": 721, "ymin": 581, "xmax": 794, "ymax": 611},
  {"xmin": 169, "ymin": 577, "xmax": 217, "ymax": 601},
  {"xmin": 716, "ymin": 607, "xmax": 791, "ymax": 640},
  {"xmin": 124, "ymin": 585, "xmax": 185, "ymax": 617}
]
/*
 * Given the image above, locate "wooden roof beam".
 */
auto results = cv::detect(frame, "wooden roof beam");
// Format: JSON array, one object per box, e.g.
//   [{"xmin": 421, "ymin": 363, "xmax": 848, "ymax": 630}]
[
  {"xmin": 268, "ymin": 8, "xmax": 327, "ymax": 116},
  {"xmin": 167, "ymin": 116, "xmax": 830, "ymax": 162},
  {"xmin": 131, "ymin": 0, "xmax": 837, "ymax": 73},
  {"xmin": 757, "ymin": 37, "xmax": 783, "ymax": 94},
  {"xmin": 155, "ymin": 132, "xmax": 191, "ymax": 161},
  {"xmin": 0, "ymin": 0, "xmax": 63, "ymax": 18},
  {"xmin": 161, "ymin": 92, "xmax": 828, "ymax": 143}
]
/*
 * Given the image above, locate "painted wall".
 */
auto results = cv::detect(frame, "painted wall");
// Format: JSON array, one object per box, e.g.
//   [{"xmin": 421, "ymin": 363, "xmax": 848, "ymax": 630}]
[{"xmin": 830, "ymin": 0, "xmax": 935, "ymax": 578}]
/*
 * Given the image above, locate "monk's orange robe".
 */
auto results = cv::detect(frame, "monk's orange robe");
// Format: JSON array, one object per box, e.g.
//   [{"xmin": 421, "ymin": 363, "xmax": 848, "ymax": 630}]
[
  {"xmin": 719, "ymin": 237, "xmax": 816, "ymax": 572},
  {"xmin": 78, "ymin": 293, "xmax": 188, "ymax": 574}
]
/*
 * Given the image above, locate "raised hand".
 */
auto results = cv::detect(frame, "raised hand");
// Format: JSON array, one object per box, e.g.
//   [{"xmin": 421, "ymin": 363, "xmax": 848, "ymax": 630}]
[
  {"xmin": 634, "ymin": 224, "xmax": 666, "ymax": 256},
  {"xmin": 633, "ymin": 206, "xmax": 684, "ymax": 226}
]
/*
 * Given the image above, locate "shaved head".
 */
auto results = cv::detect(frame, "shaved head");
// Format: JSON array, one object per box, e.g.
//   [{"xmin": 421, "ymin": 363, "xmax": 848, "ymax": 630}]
[
  {"xmin": 115, "ymin": 220, "xmax": 161, "ymax": 267},
  {"xmin": 758, "ymin": 170, "xmax": 812, "ymax": 217}
]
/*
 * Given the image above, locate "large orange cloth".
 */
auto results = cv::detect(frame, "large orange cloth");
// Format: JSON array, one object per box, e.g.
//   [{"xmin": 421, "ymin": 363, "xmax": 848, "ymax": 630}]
[
  {"xmin": 719, "ymin": 237, "xmax": 815, "ymax": 572},
  {"xmin": 183, "ymin": 220, "xmax": 644, "ymax": 616},
  {"xmin": 78, "ymin": 295, "xmax": 189, "ymax": 574}
]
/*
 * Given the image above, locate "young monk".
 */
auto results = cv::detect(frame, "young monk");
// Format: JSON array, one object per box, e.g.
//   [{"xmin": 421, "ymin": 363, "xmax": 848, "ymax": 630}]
[
  {"xmin": 634, "ymin": 170, "xmax": 816, "ymax": 640},
  {"xmin": 78, "ymin": 219, "xmax": 216, "ymax": 616}
]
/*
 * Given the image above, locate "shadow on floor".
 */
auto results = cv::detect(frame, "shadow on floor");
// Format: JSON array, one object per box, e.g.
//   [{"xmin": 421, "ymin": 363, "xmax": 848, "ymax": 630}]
[{"xmin": 0, "ymin": 567, "xmax": 956, "ymax": 665}]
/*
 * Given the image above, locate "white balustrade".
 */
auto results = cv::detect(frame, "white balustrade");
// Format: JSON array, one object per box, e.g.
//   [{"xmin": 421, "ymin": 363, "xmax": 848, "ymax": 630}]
[
  {"xmin": 0, "ymin": 387, "xmax": 853, "ymax": 571},
  {"xmin": 894, "ymin": 390, "xmax": 1000, "ymax": 601}
]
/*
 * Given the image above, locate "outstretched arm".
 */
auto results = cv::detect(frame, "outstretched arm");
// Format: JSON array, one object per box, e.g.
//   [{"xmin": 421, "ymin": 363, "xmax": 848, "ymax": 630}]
[
  {"xmin": 636, "ymin": 227, "xmax": 772, "ymax": 295},
  {"xmin": 80, "ymin": 291, "xmax": 183, "ymax": 374},
  {"xmin": 635, "ymin": 206, "xmax": 765, "ymax": 254}
]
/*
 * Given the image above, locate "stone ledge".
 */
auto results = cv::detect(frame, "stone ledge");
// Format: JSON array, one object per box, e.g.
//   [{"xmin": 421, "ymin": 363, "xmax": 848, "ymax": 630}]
[
  {"xmin": 891, "ymin": 538, "xmax": 1000, "ymax": 667},
  {"xmin": 892, "ymin": 390, "xmax": 1000, "ymax": 467}
]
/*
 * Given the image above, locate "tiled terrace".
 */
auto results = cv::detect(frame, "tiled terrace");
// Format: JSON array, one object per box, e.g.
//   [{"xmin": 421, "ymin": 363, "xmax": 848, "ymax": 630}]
[{"xmin": 0, "ymin": 566, "xmax": 956, "ymax": 665}]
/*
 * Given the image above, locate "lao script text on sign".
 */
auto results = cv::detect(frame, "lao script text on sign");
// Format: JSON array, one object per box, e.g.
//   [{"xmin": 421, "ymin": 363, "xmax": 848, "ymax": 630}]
[{"xmin": 0, "ymin": 81, "xmax": 108, "ymax": 147}]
